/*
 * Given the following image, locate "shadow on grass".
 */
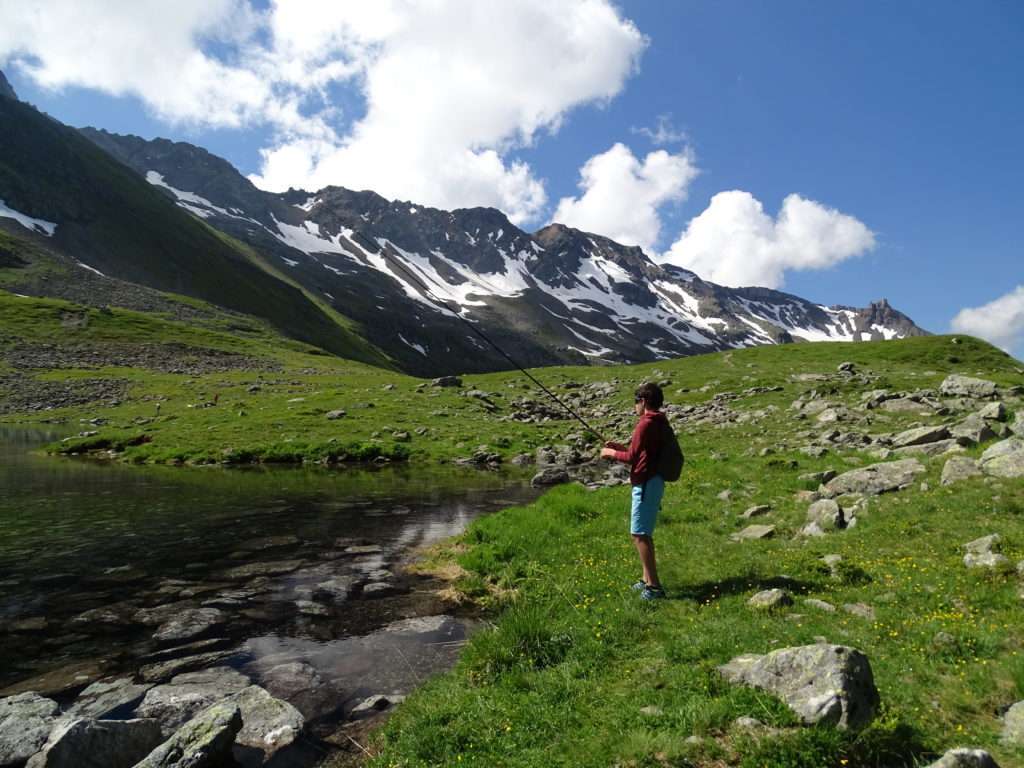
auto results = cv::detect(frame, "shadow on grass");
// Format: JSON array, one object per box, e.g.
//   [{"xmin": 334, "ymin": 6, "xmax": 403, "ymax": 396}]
[{"xmin": 671, "ymin": 574, "xmax": 823, "ymax": 604}]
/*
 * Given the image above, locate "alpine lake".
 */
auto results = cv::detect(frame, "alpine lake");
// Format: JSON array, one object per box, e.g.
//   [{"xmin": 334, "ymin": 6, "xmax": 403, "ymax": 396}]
[{"xmin": 0, "ymin": 425, "xmax": 542, "ymax": 765}]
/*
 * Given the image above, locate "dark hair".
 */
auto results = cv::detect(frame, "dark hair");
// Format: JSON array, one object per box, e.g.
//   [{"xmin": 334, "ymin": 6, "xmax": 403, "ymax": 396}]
[{"xmin": 634, "ymin": 382, "xmax": 664, "ymax": 410}]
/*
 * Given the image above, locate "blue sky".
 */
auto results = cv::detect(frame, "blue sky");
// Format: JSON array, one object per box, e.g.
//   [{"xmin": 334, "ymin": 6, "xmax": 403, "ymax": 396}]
[{"xmin": 3, "ymin": 1, "xmax": 1022, "ymax": 352}]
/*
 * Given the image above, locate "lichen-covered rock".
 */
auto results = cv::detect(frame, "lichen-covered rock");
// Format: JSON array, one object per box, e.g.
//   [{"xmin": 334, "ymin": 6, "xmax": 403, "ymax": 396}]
[
  {"xmin": 806, "ymin": 499, "xmax": 844, "ymax": 530},
  {"xmin": 892, "ymin": 425, "xmax": 950, "ymax": 448},
  {"xmin": 747, "ymin": 589, "xmax": 792, "ymax": 610},
  {"xmin": 25, "ymin": 718, "xmax": 163, "ymax": 768},
  {"xmin": 940, "ymin": 375, "xmax": 997, "ymax": 399},
  {"xmin": 0, "ymin": 692, "xmax": 60, "ymax": 766},
  {"xmin": 980, "ymin": 438, "xmax": 1024, "ymax": 478},
  {"xmin": 137, "ymin": 667, "xmax": 250, "ymax": 735},
  {"xmin": 718, "ymin": 644, "xmax": 879, "ymax": 730},
  {"xmin": 941, "ymin": 456, "xmax": 983, "ymax": 486},
  {"xmin": 821, "ymin": 459, "xmax": 925, "ymax": 497},
  {"xmin": 230, "ymin": 685, "xmax": 304, "ymax": 758},
  {"xmin": 963, "ymin": 534, "xmax": 1010, "ymax": 570},
  {"xmin": 923, "ymin": 748, "xmax": 1001, "ymax": 767},
  {"xmin": 950, "ymin": 414, "xmax": 996, "ymax": 446},
  {"xmin": 134, "ymin": 701, "xmax": 242, "ymax": 768},
  {"xmin": 1004, "ymin": 700, "xmax": 1024, "ymax": 744}
]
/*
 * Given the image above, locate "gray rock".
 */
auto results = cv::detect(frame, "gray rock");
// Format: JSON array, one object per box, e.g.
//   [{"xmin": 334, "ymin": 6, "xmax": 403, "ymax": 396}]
[
  {"xmin": 431, "ymin": 376, "xmax": 462, "ymax": 388},
  {"xmin": 731, "ymin": 525, "xmax": 775, "ymax": 542},
  {"xmin": 979, "ymin": 402, "xmax": 1007, "ymax": 421},
  {"xmin": 1003, "ymin": 700, "xmax": 1024, "ymax": 744},
  {"xmin": 804, "ymin": 598, "xmax": 836, "ymax": 613},
  {"xmin": 139, "ymin": 651, "xmax": 239, "ymax": 684},
  {"xmin": 25, "ymin": 718, "xmax": 163, "ymax": 768},
  {"xmin": 941, "ymin": 457, "xmax": 983, "ymax": 486},
  {"xmin": 747, "ymin": 589, "xmax": 793, "ymax": 610},
  {"xmin": 295, "ymin": 600, "xmax": 329, "ymax": 617},
  {"xmin": 312, "ymin": 576, "xmax": 355, "ymax": 601},
  {"xmin": 940, "ymin": 375, "xmax": 997, "ymax": 399},
  {"xmin": 879, "ymin": 397, "xmax": 934, "ymax": 414},
  {"xmin": 134, "ymin": 701, "xmax": 242, "ymax": 768},
  {"xmin": 807, "ymin": 499, "xmax": 844, "ymax": 530},
  {"xmin": 980, "ymin": 437, "xmax": 1024, "ymax": 478},
  {"xmin": 531, "ymin": 467, "xmax": 570, "ymax": 487},
  {"xmin": 65, "ymin": 678, "xmax": 152, "ymax": 720},
  {"xmin": 362, "ymin": 582, "xmax": 396, "ymax": 597},
  {"xmin": 821, "ymin": 459, "xmax": 925, "ymax": 497},
  {"xmin": 892, "ymin": 425, "xmax": 950, "ymax": 448},
  {"xmin": 638, "ymin": 705, "xmax": 663, "ymax": 717},
  {"xmin": 325, "ymin": 409, "xmax": 346, "ymax": 420},
  {"xmin": 894, "ymin": 439, "xmax": 963, "ymax": 457},
  {"xmin": 799, "ymin": 470, "xmax": 837, "ymax": 485},
  {"xmin": 962, "ymin": 534, "xmax": 1009, "ymax": 570},
  {"xmin": 1011, "ymin": 412, "xmax": 1024, "ymax": 436},
  {"xmin": 742, "ymin": 504, "xmax": 771, "ymax": 519},
  {"xmin": 718, "ymin": 644, "xmax": 879, "ymax": 730},
  {"xmin": 950, "ymin": 414, "xmax": 997, "ymax": 446},
  {"xmin": 221, "ymin": 560, "xmax": 303, "ymax": 579},
  {"xmin": 230, "ymin": 685, "xmax": 304, "ymax": 759},
  {"xmin": 153, "ymin": 608, "xmax": 226, "ymax": 643},
  {"xmin": 0, "ymin": 692, "xmax": 60, "ymax": 766},
  {"xmin": 350, "ymin": 694, "xmax": 405, "ymax": 719},
  {"xmin": 923, "ymin": 748, "xmax": 1001, "ymax": 767},
  {"xmin": 842, "ymin": 603, "xmax": 876, "ymax": 620},
  {"xmin": 137, "ymin": 667, "xmax": 250, "ymax": 734},
  {"xmin": 964, "ymin": 534, "xmax": 1001, "ymax": 555}
]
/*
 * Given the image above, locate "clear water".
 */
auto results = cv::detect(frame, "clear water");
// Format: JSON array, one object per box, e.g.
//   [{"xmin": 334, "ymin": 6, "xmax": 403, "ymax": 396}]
[{"xmin": 0, "ymin": 426, "xmax": 538, "ymax": 759}]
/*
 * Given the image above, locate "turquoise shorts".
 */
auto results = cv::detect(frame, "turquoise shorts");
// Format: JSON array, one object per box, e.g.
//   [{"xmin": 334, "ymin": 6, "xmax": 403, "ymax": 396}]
[{"xmin": 630, "ymin": 475, "xmax": 664, "ymax": 536}]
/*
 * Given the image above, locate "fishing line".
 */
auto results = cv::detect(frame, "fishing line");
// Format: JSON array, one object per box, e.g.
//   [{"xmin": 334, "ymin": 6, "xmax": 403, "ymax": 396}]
[{"xmin": 378, "ymin": 248, "xmax": 608, "ymax": 443}]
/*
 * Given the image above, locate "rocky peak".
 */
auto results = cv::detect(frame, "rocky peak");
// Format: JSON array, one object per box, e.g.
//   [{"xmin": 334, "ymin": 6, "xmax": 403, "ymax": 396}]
[{"xmin": 0, "ymin": 70, "xmax": 17, "ymax": 101}]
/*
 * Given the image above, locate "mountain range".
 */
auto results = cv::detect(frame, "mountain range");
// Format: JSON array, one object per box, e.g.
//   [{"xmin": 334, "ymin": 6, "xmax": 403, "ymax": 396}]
[{"xmin": 0, "ymin": 73, "xmax": 925, "ymax": 376}]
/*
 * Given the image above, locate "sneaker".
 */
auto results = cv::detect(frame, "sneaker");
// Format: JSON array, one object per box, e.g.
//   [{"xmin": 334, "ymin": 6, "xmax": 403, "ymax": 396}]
[
  {"xmin": 640, "ymin": 585, "xmax": 666, "ymax": 601},
  {"xmin": 631, "ymin": 580, "xmax": 647, "ymax": 591}
]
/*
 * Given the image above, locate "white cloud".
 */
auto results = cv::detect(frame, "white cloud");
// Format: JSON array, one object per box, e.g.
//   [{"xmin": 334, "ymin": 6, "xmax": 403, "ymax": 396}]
[
  {"xmin": 631, "ymin": 114, "xmax": 687, "ymax": 145},
  {"xmin": 0, "ymin": 0, "xmax": 646, "ymax": 224},
  {"xmin": 552, "ymin": 143, "xmax": 697, "ymax": 254},
  {"xmin": 661, "ymin": 191, "xmax": 876, "ymax": 288},
  {"xmin": 951, "ymin": 286, "xmax": 1024, "ymax": 355}
]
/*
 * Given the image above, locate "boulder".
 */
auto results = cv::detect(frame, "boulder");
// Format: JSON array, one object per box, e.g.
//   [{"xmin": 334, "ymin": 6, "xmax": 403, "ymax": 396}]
[
  {"xmin": 730, "ymin": 525, "xmax": 775, "ymax": 542},
  {"xmin": 431, "ymin": 376, "xmax": 462, "ymax": 388},
  {"xmin": 137, "ymin": 667, "xmax": 250, "ymax": 734},
  {"xmin": 979, "ymin": 402, "xmax": 1007, "ymax": 421},
  {"xmin": 65, "ymin": 678, "xmax": 153, "ymax": 720},
  {"xmin": 894, "ymin": 439, "xmax": 963, "ymax": 458},
  {"xmin": 531, "ymin": 467, "xmax": 570, "ymax": 487},
  {"xmin": 312, "ymin": 575, "xmax": 356, "ymax": 601},
  {"xmin": 923, "ymin": 748, "xmax": 1001, "ymax": 767},
  {"xmin": 941, "ymin": 457, "xmax": 983, "ymax": 486},
  {"xmin": 1011, "ymin": 412, "xmax": 1024, "ymax": 436},
  {"xmin": 799, "ymin": 470, "xmax": 837, "ymax": 485},
  {"xmin": 963, "ymin": 534, "xmax": 1009, "ymax": 570},
  {"xmin": 139, "ymin": 651, "xmax": 239, "ymax": 684},
  {"xmin": 940, "ymin": 375, "xmax": 997, "ymax": 399},
  {"xmin": 153, "ymin": 608, "xmax": 226, "ymax": 643},
  {"xmin": 1003, "ymin": 700, "xmax": 1024, "ymax": 744},
  {"xmin": 25, "ymin": 718, "xmax": 163, "ymax": 768},
  {"xmin": 0, "ymin": 692, "xmax": 60, "ymax": 766},
  {"xmin": 821, "ymin": 459, "xmax": 925, "ymax": 498},
  {"xmin": 718, "ymin": 644, "xmax": 879, "ymax": 730},
  {"xmin": 980, "ymin": 437, "xmax": 1024, "ymax": 478},
  {"xmin": 892, "ymin": 425, "xmax": 950, "ymax": 448},
  {"xmin": 134, "ymin": 701, "xmax": 242, "ymax": 768},
  {"xmin": 747, "ymin": 589, "xmax": 792, "ymax": 610},
  {"xmin": 230, "ymin": 685, "xmax": 304, "ymax": 759},
  {"xmin": 950, "ymin": 414, "xmax": 997, "ymax": 446},
  {"xmin": 807, "ymin": 499, "xmax": 844, "ymax": 531}
]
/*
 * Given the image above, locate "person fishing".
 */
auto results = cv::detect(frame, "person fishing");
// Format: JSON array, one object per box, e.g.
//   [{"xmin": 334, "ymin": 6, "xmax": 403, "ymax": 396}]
[{"xmin": 601, "ymin": 382, "xmax": 672, "ymax": 600}]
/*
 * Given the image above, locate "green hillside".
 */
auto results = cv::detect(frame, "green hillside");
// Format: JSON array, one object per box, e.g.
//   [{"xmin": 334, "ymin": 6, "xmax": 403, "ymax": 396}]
[{"xmin": 0, "ymin": 97, "xmax": 391, "ymax": 368}]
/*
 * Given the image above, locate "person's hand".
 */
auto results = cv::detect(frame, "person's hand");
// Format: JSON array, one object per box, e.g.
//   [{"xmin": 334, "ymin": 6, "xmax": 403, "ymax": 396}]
[
  {"xmin": 600, "ymin": 447, "xmax": 618, "ymax": 460},
  {"xmin": 604, "ymin": 441, "xmax": 626, "ymax": 451}
]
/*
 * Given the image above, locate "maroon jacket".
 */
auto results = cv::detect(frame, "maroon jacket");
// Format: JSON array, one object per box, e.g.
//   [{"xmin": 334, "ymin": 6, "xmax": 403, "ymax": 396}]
[{"xmin": 612, "ymin": 411, "xmax": 667, "ymax": 485}]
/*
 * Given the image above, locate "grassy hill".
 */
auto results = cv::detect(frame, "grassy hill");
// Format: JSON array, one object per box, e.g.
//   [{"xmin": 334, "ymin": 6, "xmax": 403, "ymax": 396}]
[
  {"xmin": 2, "ymin": 295, "xmax": 1023, "ymax": 767},
  {"xmin": 0, "ymin": 98, "xmax": 391, "ymax": 368}
]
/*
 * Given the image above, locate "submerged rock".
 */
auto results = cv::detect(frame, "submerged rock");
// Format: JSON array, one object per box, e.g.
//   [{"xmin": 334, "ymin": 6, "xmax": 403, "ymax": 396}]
[
  {"xmin": 153, "ymin": 608, "xmax": 226, "ymax": 644},
  {"xmin": 718, "ymin": 644, "xmax": 879, "ymax": 730},
  {"xmin": 66, "ymin": 678, "xmax": 153, "ymax": 720}
]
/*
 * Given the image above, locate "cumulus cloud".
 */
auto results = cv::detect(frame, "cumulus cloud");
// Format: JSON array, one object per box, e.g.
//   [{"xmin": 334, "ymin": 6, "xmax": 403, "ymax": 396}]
[
  {"xmin": 951, "ymin": 286, "xmax": 1024, "ymax": 356},
  {"xmin": 0, "ymin": 0, "xmax": 646, "ymax": 223},
  {"xmin": 552, "ymin": 143, "xmax": 698, "ymax": 254},
  {"xmin": 661, "ymin": 191, "xmax": 876, "ymax": 288}
]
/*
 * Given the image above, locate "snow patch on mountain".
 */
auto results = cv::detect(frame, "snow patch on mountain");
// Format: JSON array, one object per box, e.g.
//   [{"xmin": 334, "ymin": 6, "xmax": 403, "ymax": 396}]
[{"xmin": 0, "ymin": 199, "xmax": 56, "ymax": 236}]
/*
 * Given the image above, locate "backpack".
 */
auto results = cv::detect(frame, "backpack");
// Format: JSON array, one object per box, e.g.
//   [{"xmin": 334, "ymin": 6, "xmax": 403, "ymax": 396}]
[{"xmin": 656, "ymin": 419, "xmax": 685, "ymax": 482}]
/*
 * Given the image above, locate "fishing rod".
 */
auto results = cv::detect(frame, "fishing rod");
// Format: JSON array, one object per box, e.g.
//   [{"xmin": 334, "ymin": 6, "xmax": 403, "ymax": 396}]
[{"xmin": 379, "ymin": 248, "xmax": 609, "ymax": 444}]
